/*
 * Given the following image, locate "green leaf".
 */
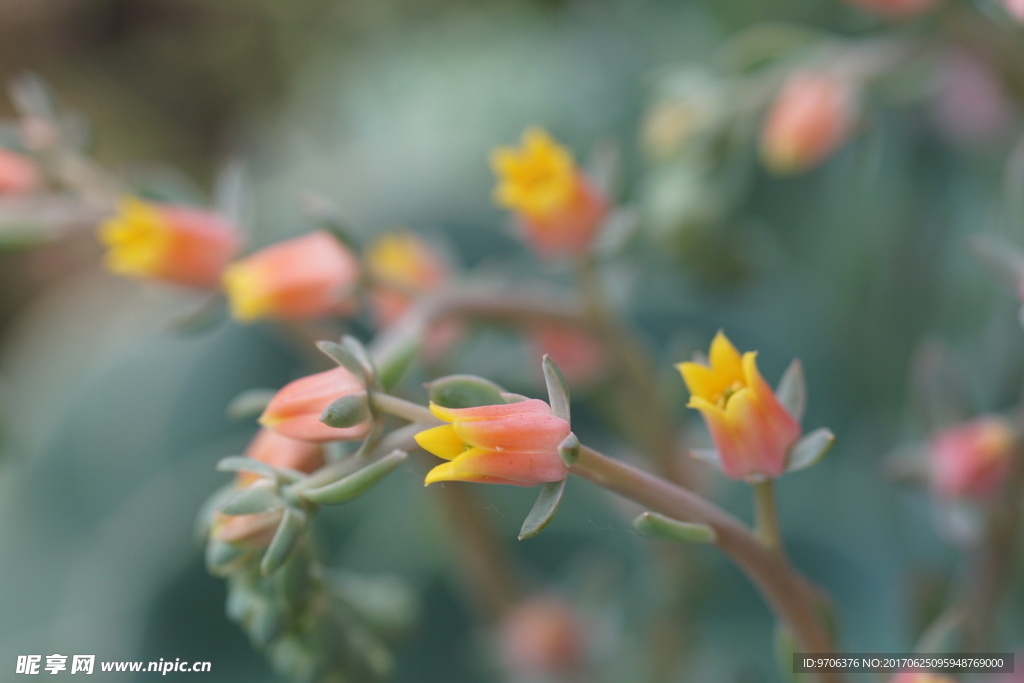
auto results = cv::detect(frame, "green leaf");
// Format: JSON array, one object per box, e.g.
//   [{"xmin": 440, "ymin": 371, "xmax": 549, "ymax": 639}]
[
  {"xmin": 342, "ymin": 335, "xmax": 377, "ymax": 381},
  {"xmin": 518, "ymin": 479, "xmax": 567, "ymax": 540},
  {"xmin": 785, "ymin": 428, "xmax": 835, "ymax": 472},
  {"xmin": 217, "ymin": 456, "xmax": 303, "ymax": 483},
  {"xmin": 300, "ymin": 450, "xmax": 407, "ymax": 505},
  {"xmin": 542, "ymin": 355, "xmax": 571, "ymax": 422},
  {"xmin": 205, "ymin": 539, "xmax": 248, "ymax": 575},
  {"xmin": 260, "ymin": 507, "xmax": 306, "ymax": 576},
  {"xmin": 427, "ymin": 375, "xmax": 505, "ymax": 409},
  {"xmin": 633, "ymin": 511, "xmax": 716, "ymax": 544},
  {"xmin": 226, "ymin": 388, "xmax": 277, "ymax": 421},
  {"xmin": 320, "ymin": 393, "xmax": 371, "ymax": 429},
  {"xmin": 558, "ymin": 433, "xmax": 580, "ymax": 467},
  {"xmin": 220, "ymin": 480, "xmax": 284, "ymax": 516},
  {"xmin": 776, "ymin": 359, "xmax": 806, "ymax": 423},
  {"xmin": 377, "ymin": 341, "xmax": 417, "ymax": 391},
  {"xmin": 316, "ymin": 340, "xmax": 367, "ymax": 379}
]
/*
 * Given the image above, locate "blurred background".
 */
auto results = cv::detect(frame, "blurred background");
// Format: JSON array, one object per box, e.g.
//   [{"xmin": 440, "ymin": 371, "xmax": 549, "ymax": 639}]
[{"xmin": 1, "ymin": 0, "xmax": 1024, "ymax": 681}]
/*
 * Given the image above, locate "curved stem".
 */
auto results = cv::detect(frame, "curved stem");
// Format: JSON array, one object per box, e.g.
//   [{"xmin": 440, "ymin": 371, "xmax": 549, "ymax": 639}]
[
  {"xmin": 753, "ymin": 480, "xmax": 783, "ymax": 553},
  {"xmin": 570, "ymin": 446, "xmax": 842, "ymax": 683},
  {"xmin": 370, "ymin": 393, "xmax": 842, "ymax": 681}
]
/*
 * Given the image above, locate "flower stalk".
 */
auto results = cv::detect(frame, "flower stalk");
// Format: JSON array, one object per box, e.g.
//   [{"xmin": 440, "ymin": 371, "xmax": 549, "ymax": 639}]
[{"xmin": 369, "ymin": 393, "xmax": 842, "ymax": 682}]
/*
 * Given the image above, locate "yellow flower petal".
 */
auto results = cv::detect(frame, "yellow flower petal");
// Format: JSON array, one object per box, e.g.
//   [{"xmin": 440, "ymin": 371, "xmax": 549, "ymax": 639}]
[
  {"xmin": 414, "ymin": 424, "xmax": 466, "ymax": 460},
  {"xmin": 709, "ymin": 331, "xmax": 744, "ymax": 384},
  {"xmin": 677, "ymin": 362, "xmax": 729, "ymax": 403}
]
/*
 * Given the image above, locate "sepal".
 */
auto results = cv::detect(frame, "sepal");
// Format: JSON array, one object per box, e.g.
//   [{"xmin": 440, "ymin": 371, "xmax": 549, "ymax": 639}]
[
  {"xmin": 220, "ymin": 480, "xmax": 284, "ymax": 516},
  {"xmin": 519, "ymin": 479, "xmax": 567, "ymax": 540},
  {"xmin": 321, "ymin": 393, "xmax": 371, "ymax": 429},
  {"xmin": 785, "ymin": 428, "xmax": 835, "ymax": 473},
  {"xmin": 300, "ymin": 450, "xmax": 407, "ymax": 505},
  {"xmin": 542, "ymin": 355, "xmax": 571, "ymax": 422},
  {"xmin": 633, "ymin": 511, "xmax": 716, "ymax": 544},
  {"xmin": 427, "ymin": 375, "xmax": 505, "ymax": 409},
  {"xmin": 776, "ymin": 359, "xmax": 806, "ymax": 422}
]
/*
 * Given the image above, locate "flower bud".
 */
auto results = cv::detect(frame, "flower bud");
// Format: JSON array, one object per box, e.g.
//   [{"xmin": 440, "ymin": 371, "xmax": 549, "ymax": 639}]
[
  {"xmin": 98, "ymin": 198, "xmax": 242, "ymax": 288},
  {"xmin": 929, "ymin": 416, "xmax": 1016, "ymax": 499},
  {"xmin": 260, "ymin": 366, "xmax": 372, "ymax": 442},
  {"xmin": 366, "ymin": 230, "xmax": 447, "ymax": 327},
  {"xmin": 528, "ymin": 322, "xmax": 606, "ymax": 387},
  {"xmin": 499, "ymin": 597, "xmax": 585, "ymax": 676},
  {"xmin": 678, "ymin": 332, "xmax": 801, "ymax": 480},
  {"xmin": 237, "ymin": 428, "xmax": 325, "ymax": 487},
  {"xmin": 223, "ymin": 231, "xmax": 360, "ymax": 322},
  {"xmin": 415, "ymin": 399, "xmax": 571, "ymax": 486},
  {"xmin": 490, "ymin": 128, "xmax": 608, "ymax": 259},
  {"xmin": 760, "ymin": 72, "xmax": 855, "ymax": 175},
  {"xmin": 844, "ymin": 0, "xmax": 939, "ymax": 18},
  {"xmin": 0, "ymin": 148, "xmax": 40, "ymax": 194},
  {"xmin": 212, "ymin": 510, "xmax": 281, "ymax": 548}
]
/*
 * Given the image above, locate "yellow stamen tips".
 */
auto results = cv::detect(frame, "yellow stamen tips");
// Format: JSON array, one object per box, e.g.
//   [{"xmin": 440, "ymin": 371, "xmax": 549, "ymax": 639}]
[
  {"xmin": 222, "ymin": 263, "xmax": 271, "ymax": 323},
  {"xmin": 98, "ymin": 198, "xmax": 173, "ymax": 277},
  {"xmin": 490, "ymin": 127, "xmax": 576, "ymax": 219}
]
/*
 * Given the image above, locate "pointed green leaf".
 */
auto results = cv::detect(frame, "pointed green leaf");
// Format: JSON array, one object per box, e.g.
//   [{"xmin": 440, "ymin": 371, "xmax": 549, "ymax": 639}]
[
  {"xmin": 427, "ymin": 375, "xmax": 505, "ymax": 409},
  {"xmin": 501, "ymin": 392, "xmax": 530, "ymax": 403},
  {"xmin": 260, "ymin": 507, "xmax": 306, "ymax": 575},
  {"xmin": 316, "ymin": 340, "xmax": 367, "ymax": 378},
  {"xmin": 558, "ymin": 433, "xmax": 580, "ymax": 467},
  {"xmin": 518, "ymin": 479, "xmax": 567, "ymax": 540},
  {"xmin": 220, "ymin": 480, "xmax": 283, "ymax": 516},
  {"xmin": 206, "ymin": 539, "xmax": 249, "ymax": 575},
  {"xmin": 300, "ymin": 450, "xmax": 407, "ymax": 505},
  {"xmin": 776, "ymin": 359, "xmax": 806, "ymax": 423},
  {"xmin": 542, "ymin": 355, "xmax": 571, "ymax": 422},
  {"xmin": 320, "ymin": 393, "xmax": 371, "ymax": 429},
  {"xmin": 217, "ymin": 456, "xmax": 303, "ymax": 483},
  {"xmin": 785, "ymin": 428, "xmax": 835, "ymax": 472},
  {"xmin": 633, "ymin": 511, "xmax": 716, "ymax": 544},
  {"xmin": 226, "ymin": 388, "xmax": 277, "ymax": 420},
  {"xmin": 342, "ymin": 335, "xmax": 377, "ymax": 381}
]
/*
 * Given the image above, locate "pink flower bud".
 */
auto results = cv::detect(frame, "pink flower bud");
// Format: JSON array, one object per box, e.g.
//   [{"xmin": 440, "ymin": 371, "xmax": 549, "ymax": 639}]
[
  {"xmin": 222, "ymin": 231, "xmax": 360, "ymax": 322},
  {"xmin": 844, "ymin": 0, "xmax": 939, "ymax": 18},
  {"xmin": 415, "ymin": 399, "xmax": 571, "ymax": 486},
  {"xmin": 98, "ymin": 198, "xmax": 242, "ymax": 289},
  {"xmin": 236, "ymin": 428, "xmax": 325, "ymax": 487},
  {"xmin": 259, "ymin": 366, "xmax": 372, "ymax": 443},
  {"xmin": 929, "ymin": 416, "xmax": 1016, "ymax": 499},
  {"xmin": 0, "ymin": 148, "xmax": 40, "ymax": 195},
  {"xmin": 366, "ymin": 230, "xmax": 448, "ymax": 327},
  {"xmin": 528, "ymin": 322, "xmax": 606, "ymax": 387},
  {"xmin": 678, "ymin": 332, "xmax": 801, "ymax": 480},
  {"xmin": 500, "ymin": 597, "xmax": 585, "ymax": 676},
  {"xmin": 212, "ymin": 510, "xmax": 281, "ymax": 548},
  {"xmin": 761, "ymin": 72, "xmax": 855, "ymax": 174},
  {"xmin": 491, "ymin": 128, "xmax": 608, "ymax": 259}
]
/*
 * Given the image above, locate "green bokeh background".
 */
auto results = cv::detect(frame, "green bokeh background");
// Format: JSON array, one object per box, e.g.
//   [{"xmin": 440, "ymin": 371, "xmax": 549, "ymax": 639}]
[{"xmin": 1, "ymin": 0, "xmax": 1022, "ymax": 681}]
